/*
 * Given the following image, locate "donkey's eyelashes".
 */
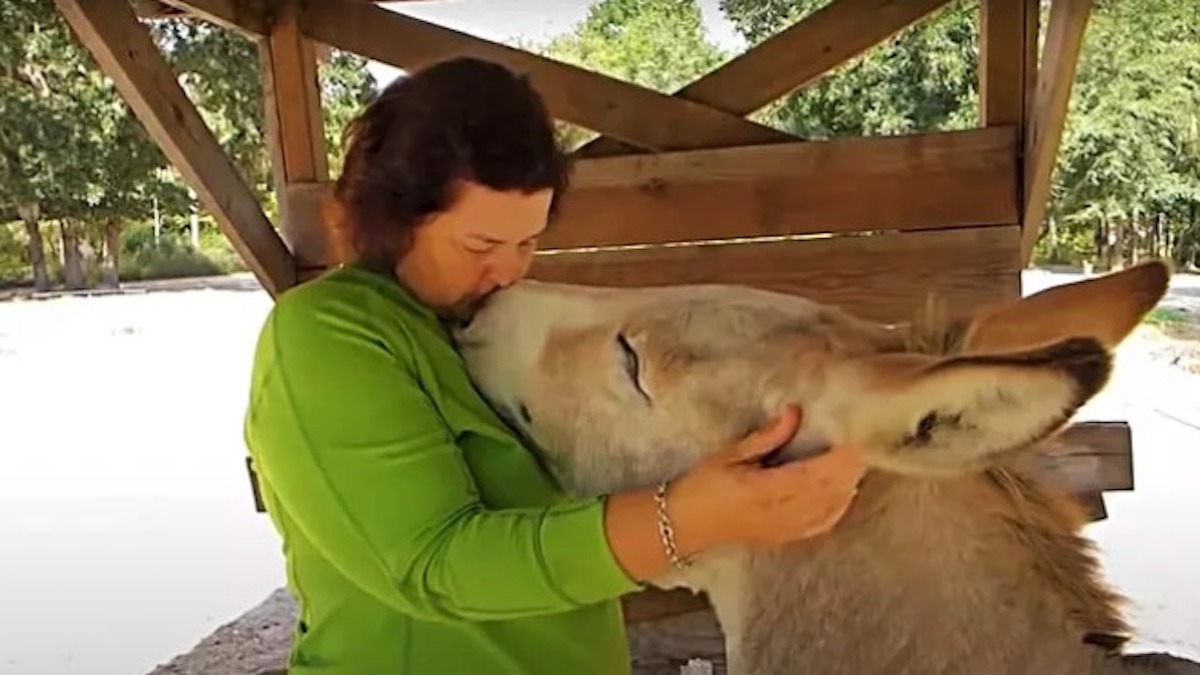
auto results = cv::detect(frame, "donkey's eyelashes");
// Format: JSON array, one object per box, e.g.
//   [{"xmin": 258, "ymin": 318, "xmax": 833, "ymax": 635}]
[
  {"xmin": 902, "ymin": 410, "xmax": 965, "ymax": 449},
  {"xmin": 616, "ymin": 330, "xmax": 652, "ymax": 403},
  {"xmin": 915, "ymin": 412, "xmax": 937, "ymax": 443}
]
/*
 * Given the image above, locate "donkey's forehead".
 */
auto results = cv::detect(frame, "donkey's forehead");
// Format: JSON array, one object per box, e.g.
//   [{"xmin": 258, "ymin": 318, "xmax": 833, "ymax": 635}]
[{"xmin": 455, "ymin": 281, "xmax": 875, "ymax": 375}]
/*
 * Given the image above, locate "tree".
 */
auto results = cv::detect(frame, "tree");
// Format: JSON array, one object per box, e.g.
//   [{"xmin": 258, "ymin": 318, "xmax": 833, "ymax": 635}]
[
  {"xmin": 0, "ymin": 5, "xmax": 377, "ymax": 291},
  {"xmin": 0, "ymin": 0, "xmax": 177, "ymax": 290},
  {"xmin": 523, "ymin": 0, "xmax": 730, "ymax": 148},
  {"xmin": 151, "ymin": 20, "xmax": 376, "ymax": 205},
  {"xmin": 1044, "ymin": 0, "xmax": 1200, "ymax": 268},
  {"xmin": 719, "ymin": 0, "xmax": 1200, "ymax": 268},
  {"xmin": 720, "ymin": 0, "xmax": 980, "ymax": 139}
]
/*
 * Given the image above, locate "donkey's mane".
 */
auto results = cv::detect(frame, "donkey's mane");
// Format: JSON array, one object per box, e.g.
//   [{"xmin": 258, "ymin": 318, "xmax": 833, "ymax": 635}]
[
  {"xmin": 900, "ymin": 294, "xmax": 973, "ymax": 357},
  {"xmin": 984, "ymin": 468, "xmax": 1132, "ymax": 641}
]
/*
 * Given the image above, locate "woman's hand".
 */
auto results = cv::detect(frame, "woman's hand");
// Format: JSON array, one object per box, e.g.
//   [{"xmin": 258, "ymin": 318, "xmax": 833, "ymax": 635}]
[
  {"xmin": 603, "ymin": 405, "xmax": 866, "ymax": 582},
  {"xmin": 667, "ymin": 405, "xmax": 866, "ymax": 556}
]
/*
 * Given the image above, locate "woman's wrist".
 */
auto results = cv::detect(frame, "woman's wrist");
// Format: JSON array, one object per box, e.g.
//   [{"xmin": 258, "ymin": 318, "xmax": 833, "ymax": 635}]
[
  {"xmin": 653, "ymin": 480, "xmax": 693, "ymax": 570},
  {"xmin": 601, "ymin": 481, "xmax": 717, "ymax": 581}
]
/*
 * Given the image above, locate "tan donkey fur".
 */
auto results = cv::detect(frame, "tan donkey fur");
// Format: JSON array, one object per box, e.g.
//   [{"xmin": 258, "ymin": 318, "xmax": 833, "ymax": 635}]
[{"xmin": 452, "ymin": 261, "xmax": 1200, "ymax": 675}]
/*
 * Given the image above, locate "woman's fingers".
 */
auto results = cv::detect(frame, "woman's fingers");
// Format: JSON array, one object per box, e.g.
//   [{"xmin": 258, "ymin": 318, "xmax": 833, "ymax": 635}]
[{"xmin": 765, "ymin": 445, "xmax": 866, "ymax": 490}]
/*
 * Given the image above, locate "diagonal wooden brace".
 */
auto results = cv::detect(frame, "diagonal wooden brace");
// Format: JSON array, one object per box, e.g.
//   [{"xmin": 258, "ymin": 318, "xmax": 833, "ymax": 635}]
[
  {"xmin": 1021, "ymin": 0, "xmax": 1094, "ymax": 264},
  {"xmin": 53, "ymin": 0, "xmax": 296, "ymax": 297},
  {"xmin": 155, "ymin": 0, "xmax": 270, "ymax": 36},
  {"xmin": 296, "ymin": 0, "xmax": 794, "ymax": 153},
  {"xmin": 577, "ymin": 0, "xmax": 954, "ymax": 157}
]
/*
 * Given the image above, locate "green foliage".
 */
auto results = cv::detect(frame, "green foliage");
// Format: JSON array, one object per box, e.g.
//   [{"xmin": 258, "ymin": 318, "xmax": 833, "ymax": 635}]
[
  {"xmin": 152, "ymin": 19, "xmax": 270, "ymax": 195},
  {"xmin": 721, "ymin": 0, "xmax": 980, "ymax": 138},
  {"xmin": 320, "ymin": 49, "xmax": 378, "ymax": 176},
  {"xmin": 0, "ymin": 4, "xmax": 376, "ymax": 292},
  {"xmin": 118, "ymin": 221, "xmax": 245, "ymax": 281},
  {"xmin": 522, "ymin": 0, "xmax": 731, "ymax": 148},
  {"xmin": 1145, "ymin": 306, "xmax": 1189, "ymax": 330},
  {"xmin": 0, "ymin": 0, "xmax": 163, "ymax": 217},
  {"xmin": 0, "ymin": 222, "xmax": 28, "ymax": 285},
  {"xmin": 1041, "ymin": 0, "xmax": 1200, "ymax": 268},
  {"xmin": 721, "ymin": 0, "xmax": 1200, "ymax": 267},
  {"xmin": 542, "ymin": 0, "xmax": 729, "ymax": 92}
]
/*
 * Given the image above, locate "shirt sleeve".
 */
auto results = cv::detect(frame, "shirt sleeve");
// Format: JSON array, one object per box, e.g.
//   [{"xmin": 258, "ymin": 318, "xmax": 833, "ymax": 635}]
[{"xmin": 243, "ymin": 282, "xmax": 642, "ymax": 623}]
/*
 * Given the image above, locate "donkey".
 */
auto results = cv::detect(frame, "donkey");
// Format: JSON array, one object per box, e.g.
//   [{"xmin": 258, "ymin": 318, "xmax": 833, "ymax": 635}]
[{"xmin": 452, "ymin": 260, "xmax": 1200, "ymax": 675}]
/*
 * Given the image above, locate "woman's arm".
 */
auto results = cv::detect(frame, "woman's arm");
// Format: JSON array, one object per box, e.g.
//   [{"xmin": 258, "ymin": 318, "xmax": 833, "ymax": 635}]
[{"xmin": 245, "ymin": 283, "xmax": 641, "ymax": 624}]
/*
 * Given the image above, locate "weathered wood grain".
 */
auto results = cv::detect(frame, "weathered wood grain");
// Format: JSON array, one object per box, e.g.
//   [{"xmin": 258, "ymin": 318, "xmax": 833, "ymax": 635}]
[{"xmin": 530, "ymin": 226, "xmax": 1022, "ymax": 325}]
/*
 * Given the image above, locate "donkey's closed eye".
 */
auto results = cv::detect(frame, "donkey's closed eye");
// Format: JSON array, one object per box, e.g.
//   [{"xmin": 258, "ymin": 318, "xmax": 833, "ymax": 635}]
[
  {"xmin": 914, "ymin": 412, "xmax": 938, "ymax": 444},
  {"xmin": 616, "ymin": 331, "xmax": 652, "ymax": 403},
  {"xmin": 904, "ymin": 410, "xmax": 964, "ymax": 448}
]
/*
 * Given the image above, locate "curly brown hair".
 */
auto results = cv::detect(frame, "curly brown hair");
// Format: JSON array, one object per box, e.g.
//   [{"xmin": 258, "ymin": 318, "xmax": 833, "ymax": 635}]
[{"xmin": 326, "ymin": 56, "xmax": 572, "ymax": 268}]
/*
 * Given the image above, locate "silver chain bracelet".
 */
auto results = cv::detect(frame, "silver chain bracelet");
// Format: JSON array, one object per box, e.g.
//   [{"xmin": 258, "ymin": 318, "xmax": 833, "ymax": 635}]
[{"xmin": 653, "ymin": 480, "xmax": 692, "ymax": 570}]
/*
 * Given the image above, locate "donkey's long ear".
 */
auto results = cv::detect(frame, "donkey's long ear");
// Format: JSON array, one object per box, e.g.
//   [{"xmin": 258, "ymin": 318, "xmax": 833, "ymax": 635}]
[
  {"xmin": 821, "ymin": 337, "xmax": 1112, "ymax": 476},
  {"xmin": 960, "ymin": 260, "xmax": 1170, "ymax": 355}
]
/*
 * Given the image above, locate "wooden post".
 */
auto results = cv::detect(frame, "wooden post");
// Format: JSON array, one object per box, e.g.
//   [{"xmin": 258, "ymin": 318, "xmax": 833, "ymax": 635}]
[
  {"xmin": 1022, "ymin": 0, "xmax": 1095, "ymax": 264},
  {"xmin": 258, "ymin": 0, "xmax": 333, "ymax": 274}
]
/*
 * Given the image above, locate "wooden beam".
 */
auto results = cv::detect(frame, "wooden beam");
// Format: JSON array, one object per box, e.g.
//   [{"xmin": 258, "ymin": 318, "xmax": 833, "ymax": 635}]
[
  {"xmin": 1038, "ymin": 420, "xmax": 1134, "ymax": 495},
  {"xmin": 296, "ymin": 0, "xmax": 795, "ymax": 152},
  {"xmin": 1075, "ymin": 493, "xmax": 1108, "ymax": 521},
  {"xmin": 284, "ymin": 128, "xmax": 1019, "ymax": 261},
  {"xmin": 53, "ymin": 0, "xmax": 295, "ymax": 297},
  {"xmin": 531, "ymin": 225, "xmax": 1023, "ymax": 325},
  {"xmin": 131, "ymin": 1, "xmax": 184, "ymax": 20},
  {"xmin": 154, "ymin": 0, "xmax": 270, "ymax": 35},
  {"xmin": 980, "ymin": 0, "xmax": 1038, "ymax": 229},
  {"xmin": 578, "ymin": 0, "xmax": 954, "ymax": 157},
  {"xmin": 283, "ymin": 181, "xmax": 343, "ymax": 278},
  {"xmin": 546, "ymin": 128, "xmax": 1018, "ymax": 250},
  {"xmin": 623, "ymin": 588, "xmax": 710, "ymax": 626},
  {"xmin": 1021, "ymin": 0, "xmax": 1094, "ymax": 264},
  {"xmin": 980, "ymin": 0, "xmax": 1035, "ymax": 128},
  {"xmin": 259, "ymin": 0, "xmax": 330, "ymax": 269},
  {"xmin": 1023, "ymin": 1, "xmax": 1041, "ymax": 126}
]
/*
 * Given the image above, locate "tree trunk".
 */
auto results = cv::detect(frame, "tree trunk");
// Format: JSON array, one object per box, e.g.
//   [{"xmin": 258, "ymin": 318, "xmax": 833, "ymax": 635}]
[
  {"xmin": 100, "ymin": 220, "xmax": 121, "ymax": 289},
  {"xmin": 1098, "ymin": 214, "xmax": 1115, "ymax": 270},
  {"xmin": 1187, "ymin": 203, "xmax": 1200, "ymax": 270},
  {"xmin": 1045, "ymin": 216, "xmax": 1059, "ymax": 261},
  {"xmin": 16, "ymin": 201, "xmax": 51, "ymax": 292},
  {"xmin": 59, "ymin": 219, "xmax": 86, "ymax": 290},
  {"xmin": 1111, "ymin": 217, "xmax": 1126, "ymax": 270}
]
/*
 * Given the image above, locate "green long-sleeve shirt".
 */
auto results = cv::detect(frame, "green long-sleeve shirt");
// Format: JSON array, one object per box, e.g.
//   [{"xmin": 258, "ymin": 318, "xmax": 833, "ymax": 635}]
[{"xmin": 243, "ymin": 263, "xmax": 642, "ymax": 674}]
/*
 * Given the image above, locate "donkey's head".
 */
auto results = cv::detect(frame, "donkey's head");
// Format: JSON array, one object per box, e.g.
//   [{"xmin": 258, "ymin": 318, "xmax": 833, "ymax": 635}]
[{"xmin": 453, "ymin": 262, "xmax": 1168, "ymax": 498}]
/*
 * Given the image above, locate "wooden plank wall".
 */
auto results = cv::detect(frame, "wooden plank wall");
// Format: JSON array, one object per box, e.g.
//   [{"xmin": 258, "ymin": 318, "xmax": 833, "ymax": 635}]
[
  {"xmin": 531, "ymin": 227, "xmax": 1021, "ymax": 325},
  {"xmin": 288, "ymin": 127, "xmax": 1024, "ymax": 325}
]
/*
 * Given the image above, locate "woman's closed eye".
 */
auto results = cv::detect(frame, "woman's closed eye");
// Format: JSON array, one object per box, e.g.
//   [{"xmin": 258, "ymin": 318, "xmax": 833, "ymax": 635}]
[{"xmin": 463, "ymin": 238, "xmax": 499, "ymax": 255}]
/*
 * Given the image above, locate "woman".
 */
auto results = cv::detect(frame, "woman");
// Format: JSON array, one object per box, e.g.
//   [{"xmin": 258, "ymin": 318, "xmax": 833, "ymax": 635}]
[{"xmin": 243, "ymin": 56, "xmax": 866, "ymax": 675}]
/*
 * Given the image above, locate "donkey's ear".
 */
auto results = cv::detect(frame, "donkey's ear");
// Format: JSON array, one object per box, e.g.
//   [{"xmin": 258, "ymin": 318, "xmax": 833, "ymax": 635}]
[
  {"xmin": 825, "ymin": 337, "xmax": 1112, "ymax": 476},
  {"xmin": 960, "ymin": 260, "xmax": 1170, "ymax": 355}
]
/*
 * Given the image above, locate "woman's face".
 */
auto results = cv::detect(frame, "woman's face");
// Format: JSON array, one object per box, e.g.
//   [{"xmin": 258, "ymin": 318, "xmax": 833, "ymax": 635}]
[{"xmin": 395, "ymin": 179, "xmax": 553, "ymax": 321}]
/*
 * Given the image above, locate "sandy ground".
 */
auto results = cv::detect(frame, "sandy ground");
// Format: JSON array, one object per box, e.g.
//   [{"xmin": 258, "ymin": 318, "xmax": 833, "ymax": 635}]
[
  {"xmin": 0, "ymin": 269, "xmax": 1197, "ymax": 675},
  {"xmin": 0, "ymin": 279, "xmax": 283, "ymax": 675}
]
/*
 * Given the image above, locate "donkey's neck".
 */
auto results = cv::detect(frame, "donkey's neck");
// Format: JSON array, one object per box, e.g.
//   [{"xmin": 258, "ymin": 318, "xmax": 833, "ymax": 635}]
[{"xmin": 703, "ymin": 470, "xmax": 1125, "ymax": 675}]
